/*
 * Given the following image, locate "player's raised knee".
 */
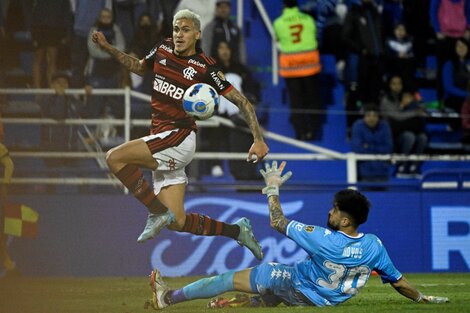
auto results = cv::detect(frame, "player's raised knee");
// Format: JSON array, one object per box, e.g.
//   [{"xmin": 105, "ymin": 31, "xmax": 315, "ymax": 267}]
[{"xmin": 105, "ymin": 147, "xmax": 121, "ymax": 170}]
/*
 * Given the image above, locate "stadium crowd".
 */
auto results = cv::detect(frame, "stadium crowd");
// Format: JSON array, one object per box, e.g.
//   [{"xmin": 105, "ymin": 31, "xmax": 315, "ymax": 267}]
[{"xmin": 0, "ymin": 0, "xmax": 469, "ymax": 184}]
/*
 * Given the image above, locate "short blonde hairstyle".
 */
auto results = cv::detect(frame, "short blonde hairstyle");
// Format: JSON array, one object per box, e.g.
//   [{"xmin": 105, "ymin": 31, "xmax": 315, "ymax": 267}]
[{"xmin": 173, "ymin": 9, "xmax": 201, "ymax": 31}]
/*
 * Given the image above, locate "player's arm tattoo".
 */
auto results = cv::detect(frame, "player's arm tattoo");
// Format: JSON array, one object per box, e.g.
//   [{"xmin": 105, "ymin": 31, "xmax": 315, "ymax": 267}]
[
  {"xmin": 101, "ymin": 44, "xmax": 146, "ymax": 76},
  {"xmin": 224, "ymin": 89, "xmax": 264, "ymax": 142},
  {"xmin": 268, "ymin": 195, "xmax": 290, "ymax": 235}
]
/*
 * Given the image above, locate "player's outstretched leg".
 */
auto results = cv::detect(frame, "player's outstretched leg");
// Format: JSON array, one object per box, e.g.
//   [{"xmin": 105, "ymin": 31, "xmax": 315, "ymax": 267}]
[
  {"xmin": 177, "ymin": 214, "xmax": 263, "ymax": 260},
  {"xmin": 235, "ymin": 217, "xmax": 263, "ymax": 260},
  {"xmin": 146, "ymin": 269, "xmax": 237, "ymax": 309},
  {"xmin": 138, "ymin": 211, "xmax": 176, "ymax": 243}
]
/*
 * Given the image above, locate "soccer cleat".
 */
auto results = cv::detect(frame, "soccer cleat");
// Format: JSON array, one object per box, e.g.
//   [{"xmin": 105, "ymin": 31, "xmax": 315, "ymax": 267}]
[
  {"xmin": 146, "ymin": 269, "xmax": 170, "ymax": 310},
  {"xmin": 235, "ymin": 217, "xmax": 263, "ymax": 260},
  {"xmin": 137, "ymin": 211, "xmax": 176, "ymax": 243}
]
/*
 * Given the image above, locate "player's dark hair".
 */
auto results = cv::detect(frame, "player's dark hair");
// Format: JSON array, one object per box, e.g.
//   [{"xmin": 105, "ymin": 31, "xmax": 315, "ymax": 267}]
[
  {"xmin": 283, "ymin": 0, "xmax": 298, "ymax": 8},
  {"xmin": 334, "ymin": 189, "xmax": 370, "ymax": 226}
]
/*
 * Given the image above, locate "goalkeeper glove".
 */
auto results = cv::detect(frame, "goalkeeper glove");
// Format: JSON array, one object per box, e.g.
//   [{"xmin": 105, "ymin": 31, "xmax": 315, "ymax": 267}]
[{"xmin": 259, "ymin": 161, "xmax": 292, "ymax": 197}]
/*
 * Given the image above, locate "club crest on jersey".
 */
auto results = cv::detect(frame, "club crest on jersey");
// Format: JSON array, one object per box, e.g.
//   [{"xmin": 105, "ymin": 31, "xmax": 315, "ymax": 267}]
[
  {"xmin": 188, "ymin": 59, "xmax": 206, "ymax": 68},
  {"xmin": 304, "ymin": 225, "xmax": 314, "ymax": 232},
  {"xmin": 183, "ymin": 66, "xmax": 197, "ymax": 80}
]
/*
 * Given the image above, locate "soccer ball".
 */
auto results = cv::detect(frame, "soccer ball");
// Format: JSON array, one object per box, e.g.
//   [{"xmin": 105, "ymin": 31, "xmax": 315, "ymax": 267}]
[{"xmin": 182, "ymin": 83, "xmax": 219, "ymax": 120}]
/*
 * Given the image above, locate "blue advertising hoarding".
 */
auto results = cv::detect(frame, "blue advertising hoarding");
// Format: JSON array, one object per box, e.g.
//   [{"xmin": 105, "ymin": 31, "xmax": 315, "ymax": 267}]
[{"xmin": 6, "ymin": 190, "xmax": 469, "ymax": 277}]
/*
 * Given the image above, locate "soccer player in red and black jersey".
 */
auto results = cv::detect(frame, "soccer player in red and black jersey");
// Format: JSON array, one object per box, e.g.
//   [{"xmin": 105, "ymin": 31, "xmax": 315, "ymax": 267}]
[{"xmin": 91, "ymin": 9, "xmax": 268, "ymax": 260}]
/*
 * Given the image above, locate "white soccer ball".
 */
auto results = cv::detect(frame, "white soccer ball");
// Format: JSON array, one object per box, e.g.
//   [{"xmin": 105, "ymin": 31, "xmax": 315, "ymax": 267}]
[{"xmin": 182, "ymin": 83, "xmax": 219, "ymax": 120}]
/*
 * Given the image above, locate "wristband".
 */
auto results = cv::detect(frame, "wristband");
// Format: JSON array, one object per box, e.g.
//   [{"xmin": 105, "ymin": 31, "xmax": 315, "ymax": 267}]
[
  {"xmin": 414, "ymin": 293, "xmax": 423, "ymax": 303},
  {"xmin": 262, "ymin": 185, "xmax": 279, "ymax": 197}
]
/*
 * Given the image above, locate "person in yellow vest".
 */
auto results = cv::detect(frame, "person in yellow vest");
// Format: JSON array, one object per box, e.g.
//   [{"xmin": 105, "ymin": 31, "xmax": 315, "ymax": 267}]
[
  {"xmin": 0, "ymin": 142, "xmax": 20, "ymax": 278},
  {"xmin": 274, "ymin": 0, "xmax": 324, "ymax": 141}
]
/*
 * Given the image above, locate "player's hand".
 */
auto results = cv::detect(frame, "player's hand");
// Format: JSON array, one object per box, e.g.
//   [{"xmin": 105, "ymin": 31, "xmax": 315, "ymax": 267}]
[
  {"xmin": 247, "ymin": 140, "xmax": 269, "ymax": 163},
  {"xmin": 259, "ymin": 161, "xmax": 292, "ymax": 197},
  {"xmin": 92, "ymin": 31, "xmax": 109, "ymax": 49},
  {"xmin": 421, "ymin": 295, "xmax": 449, "ymax": 304}
]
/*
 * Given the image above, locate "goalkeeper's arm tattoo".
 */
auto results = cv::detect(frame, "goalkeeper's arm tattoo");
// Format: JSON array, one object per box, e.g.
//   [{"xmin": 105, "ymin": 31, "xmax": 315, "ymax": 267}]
[
  {"xmin": 268, "ymin": 196, "xmax": 290, "ymax": 235},
  {"xmin": 102, "ymin": 44, "xmax": 146, "ymax": 76},
  {"xmin": 224, "ymin": 89, "xmax": 264, "ymax": 142}
]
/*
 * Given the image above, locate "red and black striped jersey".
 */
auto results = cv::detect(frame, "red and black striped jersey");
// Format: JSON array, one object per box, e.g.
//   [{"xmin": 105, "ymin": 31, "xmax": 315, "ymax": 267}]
[{"xmin": 143, "ymin": 38, "xmax": 233, "ymax": 134}]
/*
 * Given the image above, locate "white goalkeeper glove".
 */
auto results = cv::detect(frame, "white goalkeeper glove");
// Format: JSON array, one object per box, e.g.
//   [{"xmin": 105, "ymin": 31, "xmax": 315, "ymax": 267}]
[
  {"xmin": 259, "ymin": 161, "xmax": 292, "ymax": 197},
  {"xmin": 415, "ymin": 293, "xmax": 449, "ymax": 304}
]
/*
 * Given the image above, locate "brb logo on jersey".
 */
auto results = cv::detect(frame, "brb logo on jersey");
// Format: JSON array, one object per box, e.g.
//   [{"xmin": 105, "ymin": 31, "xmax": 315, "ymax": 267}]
[
  {"xmin": 183, "ymin": 66, "xmax": 197, "ymax": 80},
  {"xmin": 153, "ymin": 78, "xmax": 184, "ymax": 99}
]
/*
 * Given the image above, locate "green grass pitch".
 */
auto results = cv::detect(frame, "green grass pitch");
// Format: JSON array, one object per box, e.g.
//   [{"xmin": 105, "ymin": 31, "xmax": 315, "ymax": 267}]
[{"xmin": 0, "ymin": 273, "xmax": 468, "ymax": 313}]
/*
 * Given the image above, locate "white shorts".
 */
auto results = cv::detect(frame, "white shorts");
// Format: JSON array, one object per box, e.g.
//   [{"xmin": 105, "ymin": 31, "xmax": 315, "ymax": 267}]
[{"xmin": 142, "ymin": 129, "xmax": 196, "ymax": 195}]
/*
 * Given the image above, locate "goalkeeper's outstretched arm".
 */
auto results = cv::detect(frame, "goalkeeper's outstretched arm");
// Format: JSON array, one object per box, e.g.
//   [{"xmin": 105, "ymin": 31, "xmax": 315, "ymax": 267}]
[
  {"xmin": 260, "ymin": 161, "xmax": 293, "ymax": 235},
  {"xmin": 391, "ymin": 276, "xmax": 449, "ymax": 304},
  {"xmin": 267, "ymin": 195, "xmax": 290, "ymax": 235}
]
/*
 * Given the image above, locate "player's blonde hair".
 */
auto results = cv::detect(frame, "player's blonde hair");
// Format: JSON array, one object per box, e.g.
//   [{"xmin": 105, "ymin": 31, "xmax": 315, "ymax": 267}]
[{"xmin": 173, "ymin": 9, "xmax": 201, "ymax": 31}]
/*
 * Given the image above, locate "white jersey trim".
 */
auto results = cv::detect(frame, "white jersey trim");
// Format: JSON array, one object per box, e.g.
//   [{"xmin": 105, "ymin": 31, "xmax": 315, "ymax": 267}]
[
  {"xmin": 286, "ymin": 220, "xmax": 297, "ymax": 237},
  {"xmin": 338, "ymin": 231, "xmax": 364, "ymax": 239}
]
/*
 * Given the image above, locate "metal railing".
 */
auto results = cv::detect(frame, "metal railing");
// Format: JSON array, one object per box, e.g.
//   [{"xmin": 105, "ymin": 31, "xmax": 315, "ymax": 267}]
[{"xmin": 1, "ymin": 88, "xmax": 470, "ymax": 189}]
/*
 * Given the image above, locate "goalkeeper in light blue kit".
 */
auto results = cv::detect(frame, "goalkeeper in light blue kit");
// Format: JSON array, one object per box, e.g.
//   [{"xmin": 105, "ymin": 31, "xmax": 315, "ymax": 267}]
[{"xmin": 146, "ymin": 161, "xmax": 449, "ymax": 309}]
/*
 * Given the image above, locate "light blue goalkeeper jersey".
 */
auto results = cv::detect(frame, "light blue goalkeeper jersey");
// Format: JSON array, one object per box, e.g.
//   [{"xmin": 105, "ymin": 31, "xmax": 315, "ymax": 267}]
[{"xmin": 286, "ymin": 220, "xmax": 402, "ymax": 306}]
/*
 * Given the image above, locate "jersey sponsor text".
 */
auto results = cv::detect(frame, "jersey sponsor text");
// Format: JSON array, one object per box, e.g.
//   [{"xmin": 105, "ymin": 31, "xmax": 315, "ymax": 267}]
[
  {"xmin": 153, "ymin": 78, "xmax": 185, "ymax": 99},
  {"xmin": 188, "ymin": 59, "xmax": 206, "ymax": 68},
  {"xmin": 210, "ymin": 71, "xmax": 225, "ymax": 90}
]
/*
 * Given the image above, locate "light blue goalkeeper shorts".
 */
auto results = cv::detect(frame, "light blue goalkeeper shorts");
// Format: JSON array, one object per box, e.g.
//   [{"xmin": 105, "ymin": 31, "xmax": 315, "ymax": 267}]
[{"xmin": 249, "ymin": 262, "xmax": 314, "ymax": 306}]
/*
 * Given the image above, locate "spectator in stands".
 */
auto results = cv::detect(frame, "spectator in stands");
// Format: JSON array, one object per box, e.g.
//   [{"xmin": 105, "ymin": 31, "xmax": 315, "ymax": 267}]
[
  {"xmin": 201, "ymin": 0, "xmax": 246, "ymax": 64},
  {"xmin": 380, "ymin": 76, "xmax": 428, "ymax": 178},
  {"xmin": 342, "ymin": 0, "xmax": 384, "ymax": 104},
  {"xmin": 113, "ymin": 0, "xmax": 148, "ymax": 49},
  {"xmin": 442, "ymin": 38, "xmax": 470, "ymax": 113},
  {"xmin": 84, "ymin": 8, "xmax": 125, "ymax": 118},
  {"xmin": 461, "ymin": 82, "xmax": 470, "ymax": 146},
  {"xmin": 322, "ymin": 3, "xmax": 348, "ymax": 81},
  {"xmin": 2, "ymin": 0, "xmax": 33, "ymax": 77},
  {"xmin": 70, "ymin": 0, "xmax": 109, "ymax": 88},
  {"xmin": 30, "ymin": 0, "xmax": 72, "ymax": 88},
  {"xmin": 301, "ymin": 0, "xmax": 341, "ymax": 48},
  {"xmin": 382, "ymin": 0, "xmax": 404, "ymax": 37},
  {"xmin": 351, "ymin": 104, "xmax": 393, "ymax": 182},
  {"xmin": 93, "ymin": 105, "xmax": 124, "ymax": 149},
  {"xmin": 274, "ymin": 0, "xmax": 323, "ymax": 141},
  {"xmin": 403, "ymin": 0, "xmax": 433, "ymax": 73},
  {"xmin": 0, "ymin": 142, "xmax": 20, "ymax": 278},
  {"xmin": 342, "ymin": 0, "xmax": 384, "ymax": 138},
  {"xmin": 129, "ymin": 12, "xmax": 163, "ymax": 94},
  {"xmin": 39, "ymin": 72, "xmax": 80, "ymax": 166},
  {"xmin": 155, "ymin": 0, "xmax": 181, "ymax": 38},
  {"xmin": 430, "ymin": 0, "xmax": 470, "ymax": 99},
  {"xmin": 204, "ymin": 40, "xmax": 265, "ymax": 180},
  {"xmin": 385, "ymin": 23, "xmax": 417, "ymax": 93}
]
